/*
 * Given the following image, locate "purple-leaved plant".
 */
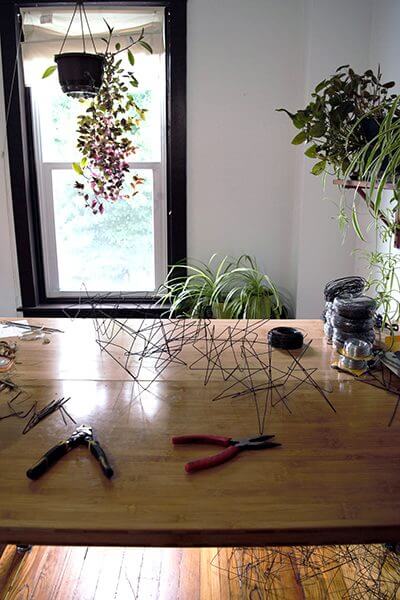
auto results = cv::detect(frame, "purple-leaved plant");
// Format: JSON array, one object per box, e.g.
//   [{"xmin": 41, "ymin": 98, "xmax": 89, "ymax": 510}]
[{"xmin": 73, "ymin": 23, "xmax": 151, "ymax": 214}]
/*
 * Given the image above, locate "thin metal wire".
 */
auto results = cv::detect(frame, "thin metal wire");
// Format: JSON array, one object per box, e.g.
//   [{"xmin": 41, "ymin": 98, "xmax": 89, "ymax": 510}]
[
  {"xmin": 22, "ymin": 396, "xmax": 75, "ymax": 434},
  {"xmin": 89, "ymin": 307, "xmax": 337, "ymax": 434},
  {"xmin": 210, "ymin": 545, "xmax": 400, "ymax": 599}
]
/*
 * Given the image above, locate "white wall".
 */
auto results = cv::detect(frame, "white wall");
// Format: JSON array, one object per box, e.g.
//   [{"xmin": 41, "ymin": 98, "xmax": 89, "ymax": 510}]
[
  {"xmin": 0, "ymin": 0, "xmax": 393, "ymax": 317},
  {"xmin": 295, "ymin": 0, "xmax": 374, "ymax": 317},
  {"xmin": 0, "ymin": 48, "xmax": 20, "ymax": 316},
  {"xmin": 187, "ymin": 0, "xmax": 307, "ymax": 312},
  {"xmin": 187, "ymin": 0, "xmax": 374, "ymax": 317}
]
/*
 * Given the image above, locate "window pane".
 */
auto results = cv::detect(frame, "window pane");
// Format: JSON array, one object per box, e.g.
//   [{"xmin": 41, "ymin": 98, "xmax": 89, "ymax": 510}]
[{"xmin": 51, "ymin": 169, "xmax": 155, "ymax": 292}]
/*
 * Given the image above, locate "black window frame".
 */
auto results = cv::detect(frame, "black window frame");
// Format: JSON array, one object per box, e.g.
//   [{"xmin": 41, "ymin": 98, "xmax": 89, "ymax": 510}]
[{"xmin": 0, "ymin": 0, "xmax": 186, "ymax": 317}]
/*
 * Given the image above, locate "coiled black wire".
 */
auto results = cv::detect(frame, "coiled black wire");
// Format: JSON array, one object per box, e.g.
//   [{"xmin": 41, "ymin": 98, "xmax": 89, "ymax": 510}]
[{"xmin": 324, "ymin": 277, "xmax": 366, "ymax": 302}]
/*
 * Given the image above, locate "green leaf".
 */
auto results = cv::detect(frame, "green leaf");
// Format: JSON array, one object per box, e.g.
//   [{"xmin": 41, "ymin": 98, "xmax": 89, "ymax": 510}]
[
  {"xmin": 276, "ymin": 108, "xmax": 295, "ymax": 119},
  {"xmin": 291, "ymin": 131, "xmax": 307, "ymax": 145},
  {"xmin": 103, "ymin": 19, "xmax": 113, "ymax": 34},
  {"xmin": 139, "ymin": 40, "xmax": 153, "ymax": 54},
  {"xmin": 72, "ymin": 162, "xmax": 83, "ymax": 176},
  {"xmin": 309, "ymin": 122, "xmax": 325, "ymax": 137},
  {"xmin": 314, "ymin": 79, "xmax": 326, "ymax": 93},
  {"xmin": 130, "ymin": 76, "xmax": 139, "ymax": 87},
  {"xmin": 304, "ymin": 144, "xmax": 318, "ymax": 158},
  {"xmin": 115, "ymin": 42, "xmax": 121, "ymax": 51},
  {"xmin": 311, "ymin": 160, "xmax": 326, "ymax": 175},
  {"xmin": 80, "ymin": 156, "xmax": 88, "ymax": 169},
  {"xmin": 292, "ymin": 111, "xmax": 309, "ymax": 129},
  {"xmin": 127, "ymin": 50, "xmax": 135, "ymax": 65},
  {"xmin": 42, "ymin": 65, "xmax": 57, "ymax": 79},
  {"xmin": 351, "ymin": 205, "xmax": 366, "ymax": 241}
]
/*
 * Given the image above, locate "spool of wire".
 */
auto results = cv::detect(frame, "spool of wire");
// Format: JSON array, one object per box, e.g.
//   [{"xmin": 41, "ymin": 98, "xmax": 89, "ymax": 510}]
[
  {"xmin": 324, "ymin": 321, "xmax": 333, "ymax": 339},
  {"xmin": 324, "ymin": 277, "xmax": 366, "ymax": 302},
  {"xmin": 323, "ymin": 301, "xmax": 334, "ymax": 339},
  {"xmin": 338, "ymin": 355, "xmax": 367, "ymax": 371},
  {"xmin": 331, "ymin": 314, "xmax": 374, "ymax": 333},
  {"xmin": 322, "ymin": 277, "xmax": 366, "ymax": 343},
  {"xmin": 333, "ymin": 296, "xmax": 376, "ymax": 320},
  {"xmin": 332, "ymin": 328, "xmax": 375, "ymax": 345},
  {"xmin": 343, "ymin": 338, "xmax": 372, "ymax": 359},
  {"xmin": 268, "ymin": 327, "xmax": 304, "ymax": 350}
]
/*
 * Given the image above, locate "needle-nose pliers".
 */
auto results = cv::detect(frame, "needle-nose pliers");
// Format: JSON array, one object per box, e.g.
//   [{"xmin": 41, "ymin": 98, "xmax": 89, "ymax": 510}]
[{"xmin": 172, "ymin": 434, "xmax": 280, "ymax": 473}]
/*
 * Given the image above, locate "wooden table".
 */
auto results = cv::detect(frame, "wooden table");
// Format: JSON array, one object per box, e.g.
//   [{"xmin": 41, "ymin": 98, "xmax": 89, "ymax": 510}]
[{"xmin": 0, "ymin": 318, "xmax": 399, "ymax": 547}]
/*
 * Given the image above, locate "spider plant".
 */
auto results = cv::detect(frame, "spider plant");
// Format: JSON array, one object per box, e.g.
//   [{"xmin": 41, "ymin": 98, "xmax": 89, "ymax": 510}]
[
  {"xmin": 343, "ymin": 95, "xmax": 400, "ymax": 238},
  {"xmin": 157, "ymin": 255, "xmax": 285, "ymax": 319},
  {"xmin": 361, "ymin": 251, "xmax": 400, "ymax": 326},
  {"xmin": 212, "ymin": 256, "xmax": 283, "ymax": 319},
  {"xmin": 340, "ymin": 96, "xmax": 400, "ymax": 326}
]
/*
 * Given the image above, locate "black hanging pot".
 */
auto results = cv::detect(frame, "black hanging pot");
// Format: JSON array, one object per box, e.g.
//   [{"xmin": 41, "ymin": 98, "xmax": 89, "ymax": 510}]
[{"xmin": 54, "ymin": 52, "xmax": 105, "ymax": 98}]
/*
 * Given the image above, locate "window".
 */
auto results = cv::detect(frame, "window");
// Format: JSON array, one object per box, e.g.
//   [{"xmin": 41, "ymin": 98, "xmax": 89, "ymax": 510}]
[
  {"xmin": 22, "ymin": 6, "xmax": 166, "ymax": 297},
  {"xmin": 0, "ymin": 0, "xmax": 186, "ymax": 316}
]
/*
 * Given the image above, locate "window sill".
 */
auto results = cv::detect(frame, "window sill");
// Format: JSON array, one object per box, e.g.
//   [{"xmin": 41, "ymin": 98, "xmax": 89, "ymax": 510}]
[{"xmin": 18, "ymin": 302, "xmax": 170, "ymax": 319}]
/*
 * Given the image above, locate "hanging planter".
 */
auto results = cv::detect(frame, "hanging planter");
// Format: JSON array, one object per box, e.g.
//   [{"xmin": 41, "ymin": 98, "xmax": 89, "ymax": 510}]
[
  {"xmin": 53, "ymin": 0, "xmax": 104, "ymax": 98},
  {"xmin": 41, "ymin": 5, "xmax": 154, "ymax": 213},
  {"xmin": 54, "ymin": 52, "xmax": 104, "ymax": 98}
]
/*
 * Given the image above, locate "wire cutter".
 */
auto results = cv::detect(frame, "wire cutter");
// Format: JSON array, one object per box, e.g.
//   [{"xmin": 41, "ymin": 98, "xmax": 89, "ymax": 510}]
[
  {"xmin": 172, "ymin": 434, "xmax": 280, "ymax": 473},
  {"xmin": 26, "ymin": 424, "xmax": 114, "ymax": 480}
]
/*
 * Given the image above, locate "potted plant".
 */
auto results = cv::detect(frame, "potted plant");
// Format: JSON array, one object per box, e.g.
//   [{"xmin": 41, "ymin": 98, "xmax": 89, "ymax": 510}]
[
  {"xmin": 42, "ymin": 1, "xmax": 106, "ymax": 98},
  {"xmin": 341, "ymin": 98, "xmax": 400, "ymax": 326},
  {"xmin": 72, "ymin": 23, "xmax": 151, "ymax": 214},
  {"xmin": 43, "ymin": 20, "xmax": 152, "ymax": 214},
  {"xmin": 157, "ymin": 255, "xmax": 286, "ymax": 319},
  {"xmin": 277, "ymin": 65, "xmax": 398, "ymax": 177},
  {"xmin": 54, "ymin": 52, "xmax": 105, "ymax": 98},
  {"xmin": 42, "ymin": 1, "xmax": 152, "ymax": 102},
  {"xmin": 278, "ymin": 64, "xmax": 400, "ymax": 327}
]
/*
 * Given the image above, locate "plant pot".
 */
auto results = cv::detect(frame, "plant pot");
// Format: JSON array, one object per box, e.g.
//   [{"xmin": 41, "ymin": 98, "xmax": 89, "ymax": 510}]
[
  {"xmin": 351, "ymin": 116, "xmax": 390, "ymax": 178},
  {"xmin": 54, "ymin": 52, "xmax": 105, "ymax": 98},
  {"xmin": 360, "ymin": 116, "xmax": 381, "ymax": 142}
]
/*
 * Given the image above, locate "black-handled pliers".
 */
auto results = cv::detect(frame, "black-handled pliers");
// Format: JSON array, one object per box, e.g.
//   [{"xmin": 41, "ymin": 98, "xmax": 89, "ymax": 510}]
[{"xmin": 26, "ymin": 424, "xmax": 114, "ymax": 480}]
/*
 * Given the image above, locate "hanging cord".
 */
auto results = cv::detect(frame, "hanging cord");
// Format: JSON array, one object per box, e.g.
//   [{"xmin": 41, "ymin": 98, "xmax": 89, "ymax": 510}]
[
  {"xmin": 59, "ymin": 1, "xmax": 98, "ymax": 56},
  {"xmin": 79, "ymin": 3, "xmax": 86, "ymax": 53},
  {"xmin": 82, "ymin": 3, "xmax": 98, "ymax": 54},
  {"xmin": 58, "ymin": 2, "xmax": 79, "ymax": 54},
  {"xmin": 1, "ymin": 14, "xmax": 25, "ymax": 158}
]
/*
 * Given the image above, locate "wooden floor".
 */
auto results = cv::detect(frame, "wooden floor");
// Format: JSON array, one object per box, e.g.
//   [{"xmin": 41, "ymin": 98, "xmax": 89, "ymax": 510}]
[{"xmin": 0, "ymin": 544, "xmax": 399, "ymax": 600}]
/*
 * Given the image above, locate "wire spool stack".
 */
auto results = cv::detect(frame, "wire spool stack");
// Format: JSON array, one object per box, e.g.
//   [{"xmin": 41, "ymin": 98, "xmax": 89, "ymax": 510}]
[
  {"xmin": 331, "ymin": 296, "xmax": 376, "ymax": 351},
  {"xmin": 323, "ymin": 277, "xmax": 366, "ymax": 341}
]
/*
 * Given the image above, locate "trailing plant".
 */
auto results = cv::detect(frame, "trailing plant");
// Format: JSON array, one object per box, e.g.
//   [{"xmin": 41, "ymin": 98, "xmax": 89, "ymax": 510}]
[
  {"xmin": 277, "ymin": 65, "xmax": 398, "ymax": 177},
  {"xmin": 43, "ymin": 23, "xmax": 152, "ymax": 214},
  {"xmin": 157, "ymin": 255, "xmax": 285, "ymax": 319},
  {"xmin": 74, "ymin": 25, "xmax": 151, "ymax": 214}
]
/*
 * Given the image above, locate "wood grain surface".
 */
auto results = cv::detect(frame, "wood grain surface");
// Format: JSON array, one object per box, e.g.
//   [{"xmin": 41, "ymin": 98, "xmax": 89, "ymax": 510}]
[
  {"xmin": 0, "ymin": 318, "xmax": 399, "ymax": 547},
  {"xmin": 0, "ymin": 544, "xmax": 398, "ymax": 599}
]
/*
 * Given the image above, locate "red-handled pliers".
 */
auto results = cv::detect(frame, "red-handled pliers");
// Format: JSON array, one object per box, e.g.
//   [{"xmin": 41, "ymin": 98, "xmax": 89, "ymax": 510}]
[{"xmin": 172, "ymin": 434, "xmax": 281, "ymax": 473}]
